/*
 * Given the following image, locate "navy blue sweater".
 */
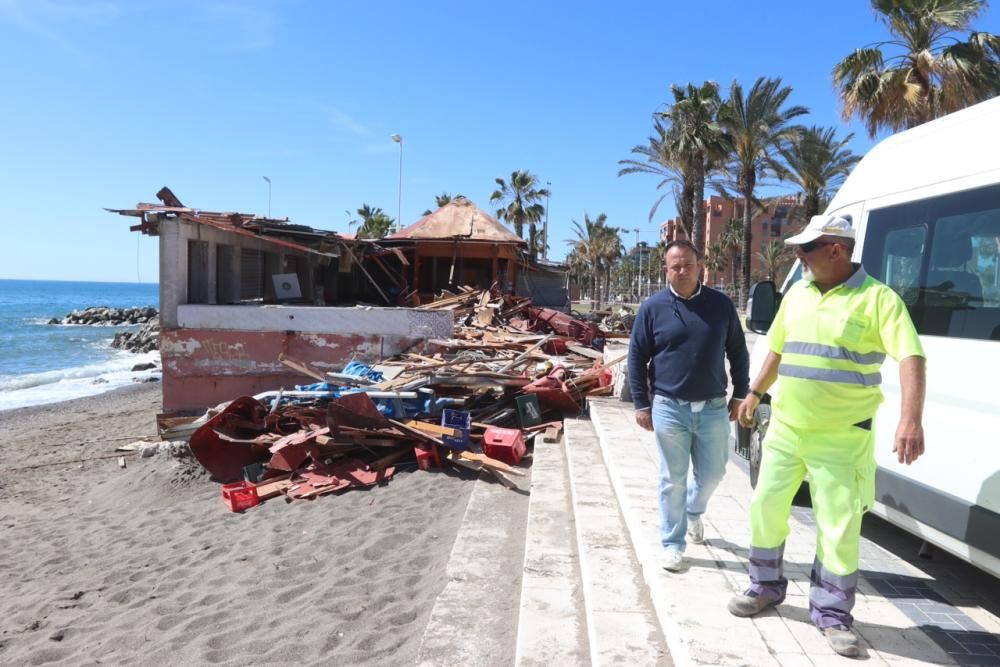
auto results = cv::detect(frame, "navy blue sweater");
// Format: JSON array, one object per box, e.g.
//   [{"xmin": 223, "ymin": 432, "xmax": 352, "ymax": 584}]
[{"xmin": 628, "ymin": 285, "xmax": 750, "ymax": 410}]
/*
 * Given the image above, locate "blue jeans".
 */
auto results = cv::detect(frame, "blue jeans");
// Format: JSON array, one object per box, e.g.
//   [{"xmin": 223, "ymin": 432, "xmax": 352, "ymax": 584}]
[{"xmin": 651, "ymin": 395, "xmax": 731, "ymax": 552}]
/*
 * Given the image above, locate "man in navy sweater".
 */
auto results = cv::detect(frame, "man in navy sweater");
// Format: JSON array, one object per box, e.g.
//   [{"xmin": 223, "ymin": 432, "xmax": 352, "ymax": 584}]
[{"xmin": 628, "ymin": 240, "xmax": 750, "ymax": 571}]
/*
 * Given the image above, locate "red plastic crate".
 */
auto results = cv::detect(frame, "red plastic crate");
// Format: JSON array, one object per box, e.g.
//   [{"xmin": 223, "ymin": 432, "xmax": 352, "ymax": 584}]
[
  {"xmin": 222, "ymin": 481, "xmax": 260, "ymax": 512},
  {"xmin": 414, "ymin": 444, "xmax": 441, "ymax": 470},
  {"xmin": 482, "ymin": 426, "xmax": 526, "ymax": 466}
]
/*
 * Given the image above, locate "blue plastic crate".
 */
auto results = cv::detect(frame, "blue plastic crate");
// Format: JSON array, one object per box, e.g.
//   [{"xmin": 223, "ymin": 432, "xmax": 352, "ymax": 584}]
[{"xmin": 441, "ymin": 409, "xmax": 471, "ymax": 449}]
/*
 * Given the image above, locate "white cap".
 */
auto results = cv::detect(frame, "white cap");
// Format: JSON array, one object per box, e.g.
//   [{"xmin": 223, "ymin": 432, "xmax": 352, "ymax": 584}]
[{"xmin": 784, "ymin": 214, "xmax": 855, "ymax": 246}]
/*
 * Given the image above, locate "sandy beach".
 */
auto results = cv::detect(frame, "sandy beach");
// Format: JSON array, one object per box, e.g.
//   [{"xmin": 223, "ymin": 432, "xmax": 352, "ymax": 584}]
[{"xmin": 0, "ymin": 384, "xmax": 526, "ymax": 665}]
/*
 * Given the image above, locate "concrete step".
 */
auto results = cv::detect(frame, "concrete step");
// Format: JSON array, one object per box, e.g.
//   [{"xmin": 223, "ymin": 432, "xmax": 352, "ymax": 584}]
[
  {"xmin": 586, "ymin": 399, "xmax": 777, "ymax": 666},
  {"xmin": 416, "ymin": 469, "xmax": 528, "ymax": 667},
  {"xmin": 561, "ymin": 417, "xmax": 671, "ymax": 665},
  {"xmin": 515, "ymin": 433, "xmax": 590, "ymax": 666}
]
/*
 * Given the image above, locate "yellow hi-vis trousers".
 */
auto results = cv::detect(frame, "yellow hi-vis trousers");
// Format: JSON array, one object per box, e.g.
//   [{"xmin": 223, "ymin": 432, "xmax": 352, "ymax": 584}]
[{"xmin": 746, "ymin": 416, "xmax": 876, "ymax": 628}]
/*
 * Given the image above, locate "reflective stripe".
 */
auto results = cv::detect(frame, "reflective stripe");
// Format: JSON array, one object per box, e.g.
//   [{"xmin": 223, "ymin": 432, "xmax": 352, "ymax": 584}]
[
  {"xmin": 783, "ymin": 341, "xmax": 885, "ymax": 365},
  {"xmin": 779, "ymin": 364, "xmax": 882, "ymax": 387}
]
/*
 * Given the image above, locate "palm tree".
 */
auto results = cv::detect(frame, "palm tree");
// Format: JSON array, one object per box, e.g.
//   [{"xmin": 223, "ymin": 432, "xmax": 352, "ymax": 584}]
[
  {"xmin": 717, "ymin": 77, "xmax": 809, "ymax": 307},
  {"xmin": 490, "ymin": 171, "xmax": 550, "ymax": 260},
  {"xmin": 618, "ymin": 120, "xmax": 691, "ymax": 236},
  {"xmin": 566, "ymin": 247, "xmax": 592, "ymax": 303},
  {"xmin": 658, "ymin": 81, "xmax": 728, "ymax": 253},
  {"xmin": 646, "ymin": 240, "xmax": 669, "ymax": 292},
  {"xmin": 834, "ymin": 0, "xmax": 1000, "ymax": 138},
  {"xmin": 758, "ymin": 239, "xmax": 795, "ymax": 283},
  {"xmin": 567, "ymin": 213, "xmax": 618, "ymax": 307},
  {"xmin": 780, "ymin": 126, "xmax": 862, "ymax": 219},
  {"xmin": 599, "ymin": 228, "xmax": 624, "ymax": 305},
  {"xmin": 348, "ymin": 204, "xmax": 395, "ymax": 239},
  {"xmin": 705, "ymin": 242, "xmax": 729, "ymax": 287},
  {"xmin": 719, "ymin": 218, "xmax": 744, "ymax": 288},
  {"xmin": 421, "ymin": 192, "xmax": 465, "ymax": 216}
]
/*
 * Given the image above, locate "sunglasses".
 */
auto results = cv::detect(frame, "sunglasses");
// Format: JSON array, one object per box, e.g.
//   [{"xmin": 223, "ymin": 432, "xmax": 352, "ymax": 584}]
[{"xmin": 798, "ymin": 239, "xmax": 834, "ymax": 253}]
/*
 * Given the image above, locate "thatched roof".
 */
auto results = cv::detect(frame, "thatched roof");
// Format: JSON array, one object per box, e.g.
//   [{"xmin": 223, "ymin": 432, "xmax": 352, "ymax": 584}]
[{"xmin": 387, "ymin": 197, "xmax": 525, "ymax": 244}]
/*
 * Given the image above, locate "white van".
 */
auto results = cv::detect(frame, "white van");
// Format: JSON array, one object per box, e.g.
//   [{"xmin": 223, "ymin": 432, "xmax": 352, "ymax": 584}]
[{"xmin": 738, "ymin": 96, "xmax": 1000, "ymax": 579}]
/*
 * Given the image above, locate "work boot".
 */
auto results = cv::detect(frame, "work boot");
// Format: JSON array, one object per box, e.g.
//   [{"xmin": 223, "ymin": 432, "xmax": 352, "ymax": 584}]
[
  {"xmin": 659, "ymin": 549, "xmax": 683, "ymax": 572},
  {"xmin": 823, "ymin": 624, "xmax": 861, "ymax": 658},
  {"xmin": 727, "ymin": 592, "xmax": 776, "ymax": 617},
  {"xmin": 687, "ymin": 516, "xmax": 705, "ymax": 544}
]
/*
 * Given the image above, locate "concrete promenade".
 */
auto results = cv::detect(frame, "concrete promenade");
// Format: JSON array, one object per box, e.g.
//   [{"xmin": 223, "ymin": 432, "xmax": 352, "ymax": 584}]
[{"xmin": 572, "ymin": 398, "xmax": 1000, "ymax": 666}]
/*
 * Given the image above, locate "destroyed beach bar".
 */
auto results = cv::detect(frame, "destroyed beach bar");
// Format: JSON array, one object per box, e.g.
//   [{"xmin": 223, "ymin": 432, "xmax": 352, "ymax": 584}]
[
  {"xmin": 104, "ymin": 187, "xmax": 622, "ymax": 505},
  {"xmin": 107, "ymin": 189, "xmax": 564, "ymax": 413}
]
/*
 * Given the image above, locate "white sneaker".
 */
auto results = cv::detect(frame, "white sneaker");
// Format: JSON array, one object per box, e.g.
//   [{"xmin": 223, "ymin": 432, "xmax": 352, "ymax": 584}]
[
  {"xmin": 687, "ymin": 516, "xmax": 705, "ymax": 544},
  {"xmin": 659, "ymin": 549, "xmax": 684, "ymax": 572}
]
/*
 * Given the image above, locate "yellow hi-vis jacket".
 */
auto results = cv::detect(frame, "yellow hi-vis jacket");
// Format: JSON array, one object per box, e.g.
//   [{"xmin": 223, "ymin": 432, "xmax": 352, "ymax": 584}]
[{"xmin": 767, "ymin": 265, "xmax": 925, "ymax": 428}]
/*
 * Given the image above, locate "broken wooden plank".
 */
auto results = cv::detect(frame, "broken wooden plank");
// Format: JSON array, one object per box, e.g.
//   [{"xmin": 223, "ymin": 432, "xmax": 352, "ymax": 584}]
[
  {"xmin": 255, "ymin": 475, "xmax": 293, "ymax": 500},
  {"xmin": 449, "ymin": 450, "xmax": 526, "ymax": 477},
  {"xmin": 278, "ymin": 353, "xmax": 328, "ymax": 383},
  {"xmin": 498, "ymin": 333, "xmax": 554, "ymax": 373},
  {"xmin": 542, "ymin": 426, "xmax": 562, "ymax": 443},
  {"xmin": 402, "ymin": 420, "xmax": 461, "ymax": 439},
  {"xmin": 387, "ymin": 419, "xmax": 445, "ymax": 446},
  {"xmin": 566, "ymin": 344, "xmax": 605, "ymax": 360}
]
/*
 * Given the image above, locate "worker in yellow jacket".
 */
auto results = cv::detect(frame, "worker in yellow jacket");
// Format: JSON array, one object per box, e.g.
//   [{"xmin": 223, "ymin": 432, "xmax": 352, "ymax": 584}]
[{"xmin": 728, "ymin": 215, "xmax": 927, "ymax": 658}]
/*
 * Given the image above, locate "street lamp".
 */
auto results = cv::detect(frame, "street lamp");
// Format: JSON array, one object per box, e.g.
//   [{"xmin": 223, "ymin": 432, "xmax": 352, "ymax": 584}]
[
  {"xmin": 391, "ymin": 134, "xmax": 403, "ymax": 233},
  {"xmin": 543, "ymin": 181, "xmax": 551, "ymax": 262},
  {"xmin": 632, "ymin": 227, "xmax": 641, "ymax": 302},
  {"xmin": 262, "ymin": 176, "xmax": 271, "ymax": 218}
]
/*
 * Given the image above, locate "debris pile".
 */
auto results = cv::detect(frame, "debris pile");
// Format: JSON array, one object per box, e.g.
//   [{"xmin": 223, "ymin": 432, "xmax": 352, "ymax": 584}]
[{"xmin": 148, "ymin": 288, "xmax": 626, "ymax": 511}]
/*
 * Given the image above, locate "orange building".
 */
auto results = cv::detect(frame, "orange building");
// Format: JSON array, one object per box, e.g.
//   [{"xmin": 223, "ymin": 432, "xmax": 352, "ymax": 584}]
[{"xmin": 659, "ymin": 195, "xmax": 803, "ymax": 286}]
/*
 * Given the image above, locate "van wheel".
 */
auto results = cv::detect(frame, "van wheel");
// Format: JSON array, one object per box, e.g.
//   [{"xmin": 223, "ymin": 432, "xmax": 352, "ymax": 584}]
[{"xmin": 748, "ymin": 404, "xmax": 771, "ymax": 489}]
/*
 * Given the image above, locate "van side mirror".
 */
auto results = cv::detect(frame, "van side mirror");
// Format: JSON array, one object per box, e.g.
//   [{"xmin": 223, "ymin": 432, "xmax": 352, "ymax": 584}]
[{"xmin": 746, "ymin": 281, "xmax": 780, "ymax": 334}]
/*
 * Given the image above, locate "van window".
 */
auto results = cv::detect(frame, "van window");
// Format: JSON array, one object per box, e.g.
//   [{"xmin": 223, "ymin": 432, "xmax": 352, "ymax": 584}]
[
  {"xmin": 862, "ymin": 183, "xmax": 1000, "ymax": 341},
  {"xmin": 782, "ymin": 262, "xmax": 803, "ymax": 292}
]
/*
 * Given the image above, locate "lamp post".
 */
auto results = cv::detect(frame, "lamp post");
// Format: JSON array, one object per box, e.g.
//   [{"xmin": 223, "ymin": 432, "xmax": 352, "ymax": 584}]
[
  {"xmin": 543, "ymin": 181, "xmax": 551, "ymax": 262},
  {"xmin": 631, "ymin": 227, "xmax": 640, "ymax": 303},
  {"xmin": 262, "ymin": 176, "xmax": 271, "ymax": 218},
  {"xmin": 391, "ymin": 134, "xmax": 403, "ymax": 233}
]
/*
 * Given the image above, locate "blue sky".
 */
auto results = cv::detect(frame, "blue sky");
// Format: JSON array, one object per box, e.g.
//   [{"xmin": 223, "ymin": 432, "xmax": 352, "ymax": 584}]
[{"xmin": 1, "ymin": 0, "xmax": 997, "ymax": 283}]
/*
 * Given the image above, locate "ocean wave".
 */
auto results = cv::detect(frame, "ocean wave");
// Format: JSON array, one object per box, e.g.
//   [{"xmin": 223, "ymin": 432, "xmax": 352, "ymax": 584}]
[
  {"xmin": 0, "ymin": 351, "xmax": 160, "ymax": 393},
  {"xmin": 41, "ymin": 321, "xmax": 143, "ymax": 328}
]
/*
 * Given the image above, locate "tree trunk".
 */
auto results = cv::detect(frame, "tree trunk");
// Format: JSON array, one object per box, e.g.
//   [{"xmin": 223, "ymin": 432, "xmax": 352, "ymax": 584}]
[
  {"xmin": 740, "ymin": 185, "xmax": 754, "ymax": 310},
  {"xmin": 680, "ymin": 177, "xmax": 695, "ymax": 239},
  {"xmin": 692, "ymin": 156, "xmax": 706, "ymax": 255},
  {"xmin": 604, "ymin": 268, "xmax": 612, "ymax": 308},
  {"xmin": 514, "ymin": 219, "xmax": 524, "ymax": 239},
  {"xmin": 528, "ymin": 223, "xmax": 537, "ymax": 261},
  {"xmin": 804, "ymin": 191, "xmax": 820, "ymax": 220}
]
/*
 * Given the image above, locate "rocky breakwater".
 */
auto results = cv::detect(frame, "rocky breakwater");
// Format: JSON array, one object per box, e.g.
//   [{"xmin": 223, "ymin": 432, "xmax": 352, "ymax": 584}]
[
  {"xmin": 112, "ymin": 318, "xmax": 160, "ymax": 354},
  {"xmin": 49, "ymin": 306, "xmax": 161, "ymax": 354},
  {"xmin": 50, "ymin": 305, "xmax": 158, "ymax": 326}
]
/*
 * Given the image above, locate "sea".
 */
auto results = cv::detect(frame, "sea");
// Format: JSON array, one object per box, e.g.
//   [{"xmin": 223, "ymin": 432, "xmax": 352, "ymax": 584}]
[{"xmin": 0, "ymin": 279, "xmax": 161, "ymax": 412}]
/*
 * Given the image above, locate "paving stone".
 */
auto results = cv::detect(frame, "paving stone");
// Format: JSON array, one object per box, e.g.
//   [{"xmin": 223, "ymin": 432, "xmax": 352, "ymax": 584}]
[{"xmin": 582, "ymin": 399, "xmax": 1000, "ymax": 667}]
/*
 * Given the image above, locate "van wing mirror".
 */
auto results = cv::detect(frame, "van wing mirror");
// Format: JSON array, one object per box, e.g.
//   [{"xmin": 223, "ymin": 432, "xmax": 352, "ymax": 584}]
[{"xmin": 746, "ymin": 281, "xmax": 780, "ymax": 334}]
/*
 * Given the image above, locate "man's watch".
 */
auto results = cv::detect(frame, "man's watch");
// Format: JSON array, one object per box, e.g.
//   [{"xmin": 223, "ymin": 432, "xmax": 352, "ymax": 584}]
[{"xmin": 749, "ymin": 389, "xmax": 764, "ymax": 400}]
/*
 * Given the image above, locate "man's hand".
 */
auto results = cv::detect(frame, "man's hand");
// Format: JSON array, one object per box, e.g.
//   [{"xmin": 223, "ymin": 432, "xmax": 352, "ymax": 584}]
[
  {"xmin": 737, "ymin": 395, "xmax": 760, "ymax": 428},
  {"xmin": 727, "ymin": 399, "xmax": 741, "ymax": 422},
  {"xmin": 635, "ymin": 408, "xmax": 653, "ymax": 431},
  {"xmin": 893, "ymin": 418, "xmax": 925, "ymax": 465}
]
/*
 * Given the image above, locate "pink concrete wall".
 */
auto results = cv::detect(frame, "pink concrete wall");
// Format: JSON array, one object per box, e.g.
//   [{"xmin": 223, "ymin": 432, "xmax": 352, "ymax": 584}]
[{"xmin": 160, "ymin": 328, "xmax": 427, "ymax": 411}]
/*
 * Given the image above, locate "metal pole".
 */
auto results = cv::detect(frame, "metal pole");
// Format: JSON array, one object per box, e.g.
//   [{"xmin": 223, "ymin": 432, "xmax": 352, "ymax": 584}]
[
  {"xmin": 262, "ymin": 176, "xmax": 271, "ymax": 217},
  {"xmin": 544, "ymin": 181, "xmax": 551, "ymax": 262},
  {"xmin": 397, "ymin": 140, "xmax": 403, "ymax": 232},
  {"xmin": 391, "ymin": 134, "xmax": 403, "ymax": 233},
  {"xmin": 639, "ymin": 242, "xmax": 644, "ymax": 300},
  {"xmin": 632, "ymin": 228, "xmax": 640, "ymax": 302}
]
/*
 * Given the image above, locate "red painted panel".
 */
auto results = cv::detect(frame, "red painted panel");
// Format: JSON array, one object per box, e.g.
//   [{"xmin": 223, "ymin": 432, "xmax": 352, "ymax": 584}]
[{"xmin": 159, "ymin": 328, "xmax": 425, "ymax": 411}]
